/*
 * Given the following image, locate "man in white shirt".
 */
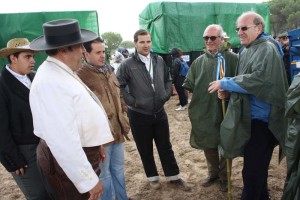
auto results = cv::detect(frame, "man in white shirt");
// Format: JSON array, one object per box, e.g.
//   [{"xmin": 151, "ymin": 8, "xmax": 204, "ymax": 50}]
[
  {"xmin": 117, "ymin": 29, "xmax": 190, "ymax": 191},
  {"xmin": 0, "ymin": 38, "xmax": 51, "ymax": 199},
  {"xmin": 29, "ymin": 19, "xmax": 114, "ymax": 199}
]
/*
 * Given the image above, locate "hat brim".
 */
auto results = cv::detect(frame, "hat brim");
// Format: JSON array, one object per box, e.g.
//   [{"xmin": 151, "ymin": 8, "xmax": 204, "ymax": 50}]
[
  {"xmin": 0, "ymin": 47, "xmax": 34, "ymax": 58},
  {"xmin": 30, "ymin": 29, "xmax": 98, "ymax": 51}
]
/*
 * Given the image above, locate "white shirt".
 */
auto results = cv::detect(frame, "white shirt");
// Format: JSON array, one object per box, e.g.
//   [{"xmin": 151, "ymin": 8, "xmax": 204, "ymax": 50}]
[
  {"xmin": 6, "ymin": 65, "xmax": 32, "ymax": 89},
  {"xmin": 30, "ymin": 56, "xmax": 114, "ymax": 193},
  {"xmin": 138, "ymin": 53, "xmax": 153, "ymax": 79}
]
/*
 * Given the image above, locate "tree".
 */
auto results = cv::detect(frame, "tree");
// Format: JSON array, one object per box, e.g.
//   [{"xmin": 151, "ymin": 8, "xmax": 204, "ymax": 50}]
[
  {"xmin": 120, "ymin": 41, "xmax": 135, "ymax": 49},
  {"xmin": 101, "ymin": 32, "xmax": 122, "ymax": 53},
  {"xmin": 269, "ymin": 0, "xmax": 300, "ymax": 35}
]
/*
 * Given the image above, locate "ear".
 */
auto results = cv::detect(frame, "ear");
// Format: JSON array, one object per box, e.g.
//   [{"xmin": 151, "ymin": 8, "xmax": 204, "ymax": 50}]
[
  {"xmin": 257, "ymin": 24, "xmax": 263, "ymax": 34},
  {"xmin": 9, "ymin": 54, "xmax": 17, "ymax": 63}
]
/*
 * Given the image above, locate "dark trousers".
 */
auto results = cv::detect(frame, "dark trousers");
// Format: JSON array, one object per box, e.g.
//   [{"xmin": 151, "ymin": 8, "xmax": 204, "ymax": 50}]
[
  {"xmin": 241, "ymin": 120, "xmax": 278, "ymax": 200},
  {"xmin": 174, "ymin": 76, "xmax": 188, "ymax": 107},
  {"xmin": 127, "ymin": 109, "xmax": 179, "ymax": 178},
  {"xmin": 12, "ymin": 144, "xmax": 51, "ymax": 200},
  {"xmin": 37, "ymin": 140, "xmax": 101, "ymax": 200}
]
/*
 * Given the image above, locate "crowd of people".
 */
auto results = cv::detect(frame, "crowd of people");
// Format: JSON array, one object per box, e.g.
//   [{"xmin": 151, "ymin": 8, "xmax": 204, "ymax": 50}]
[{"xmin": 0, "ymin": 10, "xmax": 298, "ymax": 200}]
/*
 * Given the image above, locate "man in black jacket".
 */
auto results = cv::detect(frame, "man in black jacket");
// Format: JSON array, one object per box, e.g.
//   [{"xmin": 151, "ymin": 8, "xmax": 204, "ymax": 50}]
[
  {"xmin": 0, "ymin": 38, "xmax": 50, "ymax": 199},
  {"xmin": 117, "ymin": 29, "xmax": 190, "ymax": 191}
]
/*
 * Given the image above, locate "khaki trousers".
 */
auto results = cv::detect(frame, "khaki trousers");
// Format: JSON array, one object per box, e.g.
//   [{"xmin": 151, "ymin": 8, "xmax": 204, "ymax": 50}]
[{"xmin": 204, "ymin": 148, "xmax": 228, "ymax": 181}]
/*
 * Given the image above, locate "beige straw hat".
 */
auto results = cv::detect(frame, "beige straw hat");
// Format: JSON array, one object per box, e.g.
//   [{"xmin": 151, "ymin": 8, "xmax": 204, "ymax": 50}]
[{"xmin": 0, "ymin": 38, "xmax": 33, "ymax": 58}]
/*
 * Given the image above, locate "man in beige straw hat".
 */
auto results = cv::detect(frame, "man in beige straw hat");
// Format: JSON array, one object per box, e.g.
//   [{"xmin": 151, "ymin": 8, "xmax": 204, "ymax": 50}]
[
  {"xmin": 0, "ymin": 38, "xmax": 51, "ymax": 199},
  {"xmin": 29, "ymin": 19, "xmax": 114, "ymax": 200}
]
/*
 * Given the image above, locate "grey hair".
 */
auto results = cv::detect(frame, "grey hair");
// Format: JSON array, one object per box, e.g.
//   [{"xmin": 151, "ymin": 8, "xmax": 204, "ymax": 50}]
[{"xmin": 203, "ymin": 24, "xmax": 224, "ymax": 37}]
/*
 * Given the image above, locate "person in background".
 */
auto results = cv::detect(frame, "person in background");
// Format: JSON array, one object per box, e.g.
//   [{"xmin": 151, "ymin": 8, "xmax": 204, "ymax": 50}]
[
  {"xmin": 183, "ymin": 24, "xmax": 237, "ymax": 192},
  {"xmin": 282, "ymin": 72, "xmax": 300, "ymax": 200},
  {"xmin": 278, "ymin": 32, "xmax": 291, "ymax": 85},
  {"xmin": 222, "ymin": 32, "xmax": 232, "ymax": 51},
  {"xmin": 118, "ymin": 47, "xmax": 129, "ymax": 59},
  {"xmin": 208, "ymin": 11, "xmax": 288, "ymax": 200},
  {"xmin": 0, "ymin": 38, "xmax": 51, "ymax": 199},
  {"xmin": 76, "ymin": 37, "xmax": 131, "ymax": 200},
  {"xmin": 112, "ymin": 51, "xmax": 125, "ymax": 73},
  {"xmin": 29, "ymin": 19, "xmax": 114, "ymax": 199},
  {"xmin": 170, "ymin": 47, "xmax": 188, "ymax": 111},
  {"xmin": 117, "ymin": 29, "xmax": 190, "ymax": 191}
]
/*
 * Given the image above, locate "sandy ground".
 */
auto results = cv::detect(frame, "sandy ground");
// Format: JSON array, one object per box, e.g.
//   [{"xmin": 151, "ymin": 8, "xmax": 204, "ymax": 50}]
[{"xmin": 0, "ymin": 94, "xmax": 287, "ymax": 200}]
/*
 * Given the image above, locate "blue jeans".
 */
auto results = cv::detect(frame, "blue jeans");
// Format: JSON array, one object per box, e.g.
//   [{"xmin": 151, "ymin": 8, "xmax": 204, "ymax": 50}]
[{"xmin": 99, "ymin": 143, "xmax": 128, "ymax": 200}]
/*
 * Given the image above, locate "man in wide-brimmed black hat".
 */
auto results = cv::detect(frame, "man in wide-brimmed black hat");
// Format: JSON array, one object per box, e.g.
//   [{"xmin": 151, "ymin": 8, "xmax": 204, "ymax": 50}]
[
  {"xmin": 0, "ymin": 38, "xmax": 51, "ymax": 200},
  {"xmin": 29, "ymin": 19, "xmax": 114, "ymax": 200}
]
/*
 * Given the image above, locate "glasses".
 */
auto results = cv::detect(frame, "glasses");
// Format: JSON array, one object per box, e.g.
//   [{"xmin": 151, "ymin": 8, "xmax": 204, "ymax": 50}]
[
  {"xmin": 280, "ymin": 36, "xmax": 288, "ymax": 40},
  {"xmin": 235, "ymin": 25, "xmax": 257, "ymax": 32},
  {"xmin": 203, "ymin": 36, "xmax": 220, "ymax": 41}
]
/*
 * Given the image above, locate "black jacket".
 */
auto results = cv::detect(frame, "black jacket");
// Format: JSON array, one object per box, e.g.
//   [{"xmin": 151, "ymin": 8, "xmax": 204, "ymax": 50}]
[
  {"xmin": 117, "ymin": 53, "xmax": 172, "ymax": 115},
  {"xmin": 0, "ymin": 66, "xmax": 39, "ymax": 172}
]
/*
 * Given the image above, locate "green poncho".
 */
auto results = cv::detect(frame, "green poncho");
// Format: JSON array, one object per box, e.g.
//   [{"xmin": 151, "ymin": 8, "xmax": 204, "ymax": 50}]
[
  {"xmin": 220, "ymin": 38, "xmax": 288, "ymax": 159},
  {"xmin": 183, "ymin": 49, "xmax": 238, "ymax": 149},
  {"xmin": 282, "ymin": 73, "xmax": 300, "ymax": 200}
]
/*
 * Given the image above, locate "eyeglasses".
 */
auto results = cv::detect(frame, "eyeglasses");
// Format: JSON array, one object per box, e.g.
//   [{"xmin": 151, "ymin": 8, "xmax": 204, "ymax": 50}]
[
  {"xmin": 203, "ymin": 36, "xmax": 220, "ymax": 41},
  {"xmin": 280, "ymin": 36, "xmax": 288, "ymax": 40},
  {"xmin": 235, "ymin": 25, "xmax": 257, "ymax": 32}
]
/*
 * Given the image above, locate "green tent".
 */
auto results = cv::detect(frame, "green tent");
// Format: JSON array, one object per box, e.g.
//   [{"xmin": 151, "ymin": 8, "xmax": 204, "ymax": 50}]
[
  {"xmin": 0, "ymin": 11, "xmax": 99, "ymax": 69},
  {"xmin": 139, "ymin": 2, "xmax": 270, "ymax": 54}
]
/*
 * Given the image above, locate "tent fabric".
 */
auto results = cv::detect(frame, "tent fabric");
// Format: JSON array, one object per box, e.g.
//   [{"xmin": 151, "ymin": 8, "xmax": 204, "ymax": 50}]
[
  {"xmin": 139, "ymin": 2, "xmax": 270, "ymax": 54},
  {"xmin": 0, "ymin": 11, "xmax": 99, "ymax": 69}
]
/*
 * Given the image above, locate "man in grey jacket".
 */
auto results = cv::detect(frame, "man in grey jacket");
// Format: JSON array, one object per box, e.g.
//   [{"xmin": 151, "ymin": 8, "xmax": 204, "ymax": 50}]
[{"xmin": 117, "ymin": 29, "xmax": 190, "ymax": 191}]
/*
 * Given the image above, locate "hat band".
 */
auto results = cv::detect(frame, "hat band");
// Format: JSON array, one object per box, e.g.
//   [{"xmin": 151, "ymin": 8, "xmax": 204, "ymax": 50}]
[{"xmin": 45, "ymin": 32, "xmax": 82, "ymax": 46}]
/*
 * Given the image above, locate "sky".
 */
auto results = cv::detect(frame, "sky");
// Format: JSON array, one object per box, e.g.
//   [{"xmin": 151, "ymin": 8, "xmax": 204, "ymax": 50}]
[{"xmin": 0, "ymin": 0, "xmax": 266, "ymax": 41}]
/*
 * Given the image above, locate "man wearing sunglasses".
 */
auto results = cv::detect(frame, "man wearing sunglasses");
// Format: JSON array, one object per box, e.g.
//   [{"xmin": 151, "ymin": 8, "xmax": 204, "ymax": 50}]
[
  {"xmin": 208, "ymin": 11, "xmax": 288, "ymax": 200},
  {"xmin": 183, "ymin": 24, "xmax": 237, "ymax": 192}
]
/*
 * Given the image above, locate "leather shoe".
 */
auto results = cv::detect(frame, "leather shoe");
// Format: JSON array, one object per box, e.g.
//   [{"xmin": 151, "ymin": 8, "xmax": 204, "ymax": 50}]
[
  {"xmin": 201, "ymin": 176, "xmax": 219, "ymax": 187},
  {"xmin": 169, "ymin": 178, "xmax": 191, "ymax": 191},
  {"xmin": 219, "ymin": 180, "xmax": 228, "ymax": 192}
]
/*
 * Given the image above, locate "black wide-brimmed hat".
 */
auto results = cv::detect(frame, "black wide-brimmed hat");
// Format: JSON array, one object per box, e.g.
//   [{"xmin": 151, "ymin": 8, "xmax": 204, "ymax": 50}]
[{"xmin": 30, "ymin": 19, "xmax": 98, "ymax": 51}]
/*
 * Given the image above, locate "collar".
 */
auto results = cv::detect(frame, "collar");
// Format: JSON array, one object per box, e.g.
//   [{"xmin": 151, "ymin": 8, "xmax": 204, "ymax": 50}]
[
  {"xmin": 138, "ymin": 53, "xmax": 151, "ymax": 63},
  {"xmin": 47, "ymin": 56, "xmax": 75, "ymax": 74},
  {"xmin": 83, "ymin": 60, "xmax": 108, "ymax": 74},
  {"xmin": 6, "ymin": 65, "xmax": 28, "ymax": 78}
]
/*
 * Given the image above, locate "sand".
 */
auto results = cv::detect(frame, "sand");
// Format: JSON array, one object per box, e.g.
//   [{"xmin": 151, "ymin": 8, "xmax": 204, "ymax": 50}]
[{"xmin": 0, "ymin": 95, "xmax": 287, "ymax": 200}]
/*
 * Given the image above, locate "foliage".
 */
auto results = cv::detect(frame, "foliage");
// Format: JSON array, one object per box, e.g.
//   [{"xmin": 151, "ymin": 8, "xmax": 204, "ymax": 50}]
[
  {"xmin": 120, "ymin": 41, "xmax": 135, "ymax": 49},
  {"xmin": 269, "ymin": 0, "xmax": 300, "ymax": 35},
  {"xmin": 101, "ymin": 32, "xmax": 123, "ymax": 53}
]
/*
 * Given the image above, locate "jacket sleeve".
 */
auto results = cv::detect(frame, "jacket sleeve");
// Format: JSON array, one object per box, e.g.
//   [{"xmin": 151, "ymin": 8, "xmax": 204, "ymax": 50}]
[
  {"xmin": 116, "ymin": 62, "xmax": 136, "ymax": 107},
  {"xmin": 164, "ymin": 61, "xmax": 173, "ymax": 100},
  {"xmin": 0, "ymin": 85, "xmax": 26, "ymax": 172},
  {"xmin": 172, "ymin": 58, "xmax": 181, "ymax": 80},
  {"xmin": 182, "ymin": 60, "xmax": 195, "ymax": 92}
]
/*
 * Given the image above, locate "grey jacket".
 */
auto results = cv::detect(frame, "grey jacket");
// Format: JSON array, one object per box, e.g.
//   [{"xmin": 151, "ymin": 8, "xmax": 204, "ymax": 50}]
[{"xmin": 117, "ymin": 53, "xmax": 172, "ymax": 115}]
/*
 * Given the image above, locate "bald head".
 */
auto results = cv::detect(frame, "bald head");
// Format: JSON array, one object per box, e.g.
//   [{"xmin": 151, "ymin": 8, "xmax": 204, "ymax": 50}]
[{"xmin": 236, "ymin": 11, "xmax": 265, "ymax": 47}]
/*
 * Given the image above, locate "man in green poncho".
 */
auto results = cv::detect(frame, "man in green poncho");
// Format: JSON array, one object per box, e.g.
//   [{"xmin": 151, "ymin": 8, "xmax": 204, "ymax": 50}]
[
  {"xmin": 282, "ymin": 73, "xmax": 300, "ymax": 200},
  {"xmin": 183, "ymin": 24, "xmax": 238, "ymax": 192},
  {"xmin": 208, "ymin": 11, "xmax": 288, "ymax": 200}
]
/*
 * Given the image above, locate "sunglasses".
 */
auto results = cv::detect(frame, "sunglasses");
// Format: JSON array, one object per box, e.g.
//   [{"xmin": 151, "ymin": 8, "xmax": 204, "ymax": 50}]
[
  {"xmin": 203, "ymin": 36, "xmax": 220, "ymax": 41},
  {"xmin": 235, "ymin": 25, "xmax": 257, "ymax": 32},
  {"xmin": 280, "ymin": 36, "xmax": 288, "ymax": 40}
]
